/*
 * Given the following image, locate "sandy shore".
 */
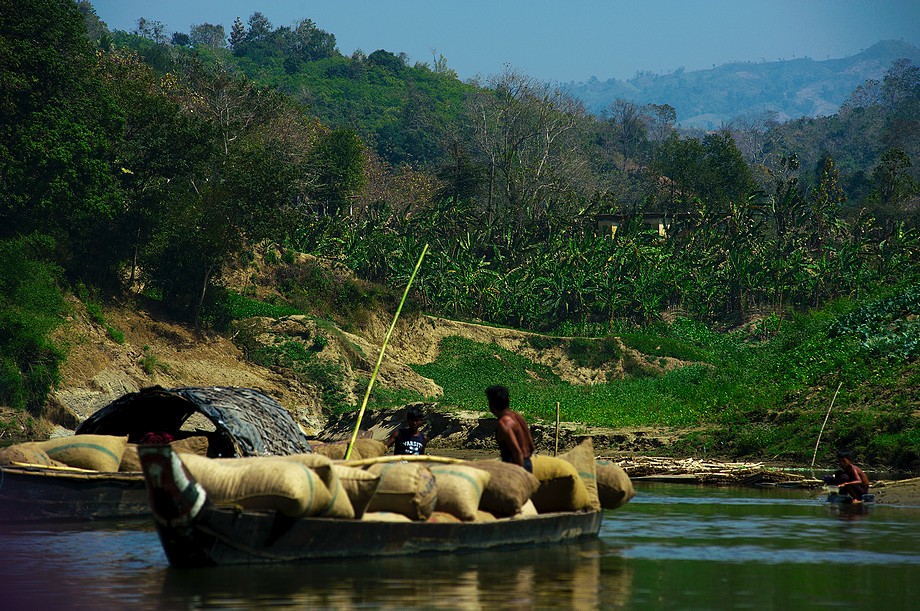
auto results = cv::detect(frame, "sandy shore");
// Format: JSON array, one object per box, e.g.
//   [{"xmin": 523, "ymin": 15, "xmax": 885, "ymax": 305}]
[{"xmin": 872, "ymin": 477, "xmax": 920, "ymax": 506}]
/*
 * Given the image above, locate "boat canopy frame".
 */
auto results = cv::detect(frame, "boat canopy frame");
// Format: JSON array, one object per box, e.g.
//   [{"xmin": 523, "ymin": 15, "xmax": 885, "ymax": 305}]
[{"xmin": 76, "ymin": 386, "xmax": 312, "ymax": 458}]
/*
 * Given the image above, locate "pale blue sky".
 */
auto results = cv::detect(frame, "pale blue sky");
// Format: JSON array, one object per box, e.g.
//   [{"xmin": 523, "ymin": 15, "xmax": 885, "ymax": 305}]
[{"xmin": 89, "ymin": 1, "xmax": 920, "ymax": 83}]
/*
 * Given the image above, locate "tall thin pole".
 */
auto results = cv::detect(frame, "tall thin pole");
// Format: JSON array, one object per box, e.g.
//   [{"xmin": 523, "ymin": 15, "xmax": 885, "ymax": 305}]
[
  {"xmin": 554, "ymin": 401, "xmax": 561, "ymax": 456},
  {"xmin": 345, "ymin": 244, "xmax": 429, "ymax": 460},
  {"xmin": 811, "ymin": 381, "xmax": 843, "ymax": 468}
]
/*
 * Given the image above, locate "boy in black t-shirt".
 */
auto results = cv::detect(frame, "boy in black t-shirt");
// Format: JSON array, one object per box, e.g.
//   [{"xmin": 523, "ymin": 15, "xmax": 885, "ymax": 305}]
[{"xmin": 385, "ymin": 405, "xmax": 427, "ymax": 455}]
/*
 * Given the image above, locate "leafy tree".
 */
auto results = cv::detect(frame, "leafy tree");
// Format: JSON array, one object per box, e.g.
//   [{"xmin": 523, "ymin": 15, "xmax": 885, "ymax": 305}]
[
  {"xmin": 604, "ymin": 98, "xmax": 648, "ymax": 170},
  {"xmin": 871, "ymin": 148, "xmax": 919, "ymax": 231},
  {"xmin": 0, "ymin": 0, "xmax": 123, "ymax": 286},
  {"xmin": 190, "ymin": 23, "xmax": 226, "ymax": 49},
  {"xmin": 367, "ymin": 49, "xmax": 404, "ymax": 73},
  {"xmin": 698, "ymin": 130, "xmax": 757, "ymax": 208},
  {"xmin": 139, "ymin": 61, "xmax": 312, "ymax": 326},
  {"xmin": 229, "ymin": 17, "xmax": 245, "ymax": 50},
  {"xmin": 305, "ymin": 128, "xmax": 367, "ymax": 217}
]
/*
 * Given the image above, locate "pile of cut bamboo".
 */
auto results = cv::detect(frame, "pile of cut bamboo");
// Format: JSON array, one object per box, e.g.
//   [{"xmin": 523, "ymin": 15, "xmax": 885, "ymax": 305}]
[{"xmin": 604, "ymin": 455, "xmax": 824, "ymax": 487}]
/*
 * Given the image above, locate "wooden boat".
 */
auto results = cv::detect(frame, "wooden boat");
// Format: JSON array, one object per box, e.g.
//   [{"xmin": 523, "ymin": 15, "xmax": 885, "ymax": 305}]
[
  {"xmin": 0, "ymin": 386, "xmax": 313, "ymax": 522},
  {"xmin": 139, "ymin": 445, "xmax": 604, "ymax": 568},
  {"xmin": 0, "ymin": 464, "xmax": 149, "ymax": 522}
]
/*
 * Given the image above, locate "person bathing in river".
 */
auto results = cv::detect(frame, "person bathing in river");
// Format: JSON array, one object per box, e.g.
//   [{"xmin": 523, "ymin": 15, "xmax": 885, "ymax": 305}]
[
  {"xmin": 486, "ymin": 385, "xmax": 535, "ymax": 473},
  {"xmin": 385, "ymin": 405, "xmax": 427, "ymax": 455},
  {"xmin": 825, "ymin": 450, "xmax": 870, "ymax": 502}
]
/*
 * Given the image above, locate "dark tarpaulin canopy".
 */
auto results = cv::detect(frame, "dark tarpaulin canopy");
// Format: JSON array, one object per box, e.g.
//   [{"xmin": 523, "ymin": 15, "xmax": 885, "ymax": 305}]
[{"xmin": 75, "ymin": 386, "xmax": 312, "ymax": 457}]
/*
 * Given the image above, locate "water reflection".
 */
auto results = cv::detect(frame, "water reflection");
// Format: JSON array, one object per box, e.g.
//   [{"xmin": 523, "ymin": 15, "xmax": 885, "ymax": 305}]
[
  {"xmin": 159, "ymin": 538, "xmax": 634, "ymax": 609},
  {"xmin": 5, "ymin": 484, "xmax": 920, "ymax": 609}
]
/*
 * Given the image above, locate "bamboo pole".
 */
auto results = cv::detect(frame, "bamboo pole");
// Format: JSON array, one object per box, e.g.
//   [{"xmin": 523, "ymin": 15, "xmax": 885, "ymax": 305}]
[
  {"xmin": 344, "ymin": 244, "xmax": 429, "ymax": 460},
  {"xmin": 341, "ymin": 454, "xmax": 464, "ymax": 467},
  {"xmin": 554, "ymin": 401, "xmax": 560, "ymax": 456},
  {"xmin": 811, "ymin": 381, "xmax": 843, "ymax": 468}
]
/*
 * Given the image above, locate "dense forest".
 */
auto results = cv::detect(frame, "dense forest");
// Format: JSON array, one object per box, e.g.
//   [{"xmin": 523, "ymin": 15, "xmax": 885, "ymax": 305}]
[{"xmin": 2, "ymin": 1, "xmax": 919, "ymax": 464}]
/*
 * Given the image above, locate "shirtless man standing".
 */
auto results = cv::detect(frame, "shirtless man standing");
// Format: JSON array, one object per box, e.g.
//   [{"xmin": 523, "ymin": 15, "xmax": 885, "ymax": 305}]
[{"xmin": 485, "ymin": 385, "xmax": 535, "ymax": 473}]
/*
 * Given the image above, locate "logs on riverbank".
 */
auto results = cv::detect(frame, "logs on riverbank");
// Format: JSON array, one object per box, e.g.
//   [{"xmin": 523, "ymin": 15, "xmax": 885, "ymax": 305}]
[{"xmin": 605, "ymin": 456, "xmax": 824, "ymax": 488}]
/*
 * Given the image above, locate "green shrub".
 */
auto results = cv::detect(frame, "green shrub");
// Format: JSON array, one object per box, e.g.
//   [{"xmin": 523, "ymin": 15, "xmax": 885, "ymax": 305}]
[
  {"xmin": 566, "ymin": 336, "xmax": 622, "ymax": 368},
  {"xmin": 139, "ymin": 345, "xmax": 168, "ymax": 376},
  {"xmin": 226, "ymin": 290, "xmax": 301, "ymax": 319},
  {"xmin": 0, "ymin": 235, "xmax": 67, "ymax": 413}
]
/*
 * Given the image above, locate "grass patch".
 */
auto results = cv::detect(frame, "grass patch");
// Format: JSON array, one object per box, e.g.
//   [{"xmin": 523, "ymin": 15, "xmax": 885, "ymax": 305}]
[
  {"xmin": 619, "ymin": 331, "xmax": 708, "ymax": 362},
  {"xmin": 84, "ymin": 301, "xmax": 125, "ymax": 344},
  {"xmin": 249, "ymin": 339, "xmax": 349, "ymax": 411},
  {"xmin": 411, "ymin": 336, "xmax": 715, "ymax": 427},
  {"xmin": 139, "ymin": 345, "xmax": 169, "ymax": 376},
  {"xmin": 226, "ymin": 291, "xmax": 301, "ymax": 319}
]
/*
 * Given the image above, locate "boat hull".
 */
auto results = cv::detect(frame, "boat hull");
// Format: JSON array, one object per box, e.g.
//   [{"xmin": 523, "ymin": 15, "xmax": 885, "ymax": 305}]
[
  {"xmin": 0, "ymin": 466, "xmax": 147, "ymax": 522},
  {"xmin": 157, "ymin": 506, "xmax": 603, "ymax": 568}
]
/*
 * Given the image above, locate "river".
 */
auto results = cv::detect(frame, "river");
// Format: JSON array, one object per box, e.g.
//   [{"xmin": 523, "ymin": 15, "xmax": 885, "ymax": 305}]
[{"xmin": 3, "ymin": 482, "xmax": 919, "ymax": 609}]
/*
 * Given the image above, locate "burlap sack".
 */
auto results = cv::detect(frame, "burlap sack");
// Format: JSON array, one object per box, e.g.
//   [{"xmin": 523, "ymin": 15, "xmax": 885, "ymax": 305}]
[
  {"xmin": 353, "ymin": 438, "xmax": 387, "ymax": 459},
  {"xmin": 596, "ymin": 459, "xmax": 636, "ymax": 509},
  {"xmin": 467, "ymin": 459, "xmax": 540, "ymax": 517},
  {"xmin": 530, "ymin": 455, "xmax": 591, "ymax": 513},
  {"xmin": 281, "ymin": 453, "xmax": 354, "ymax": 519},
  {"xmin": 475, "ymin": 510, "xmax": 497, "ymax": 522},
  {"xmin": 427, "ymin": 511, "xmax": 462, "ymax": 523},
  {"xmin": 36, "ymin": 435, "xmax": 128, "ymax": 472},
  {"xmin": 180, "ymin": 453, "xmax": 333, "ymax": 517},
  {"xmin": 331, "ymin": 465, "xmax": 380, "ymax": 519},
  {"xmin": 558, "ymin": 437, "xmax": 601, "ymax": 511},
  {"xmin": 361, "ymin": 511, "xmax": 412, "ymax": 522},
  {"xmin": 428, "ymin": 465, "xmax": 491, "ymax": 521},
  {"xmin": 0, "ymin": 442, "xmax": 64, "ymax": 467},
  {"xmin": 510, "ymin": 499, "xmax": 539, "ymax": 519},
  {"xmin": 120, "ymin": 435, "xmax": 211, "ymax": 472},
  {"xmin": 311, "ymin": 442, "xmax": 362, "ymax": 461},
  {"xmin": 366, "ymin": 462, "xmax": 437, "ymax": 520}
]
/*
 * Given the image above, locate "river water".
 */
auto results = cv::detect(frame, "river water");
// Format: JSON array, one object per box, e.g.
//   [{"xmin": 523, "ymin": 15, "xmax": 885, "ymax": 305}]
[{"xmin": 3, "ymin": 483, "xmax": 919, "ymax": 610}]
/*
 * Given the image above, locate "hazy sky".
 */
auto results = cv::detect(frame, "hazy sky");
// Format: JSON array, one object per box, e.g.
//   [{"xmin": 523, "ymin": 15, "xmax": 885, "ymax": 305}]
[{"xmin": 89, "ymin": 1, "xmax": 920, "ymax": 83}]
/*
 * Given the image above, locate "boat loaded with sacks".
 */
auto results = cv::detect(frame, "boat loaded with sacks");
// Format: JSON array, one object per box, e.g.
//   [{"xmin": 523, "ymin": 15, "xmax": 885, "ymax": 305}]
[
  {"xmin": 0, "ymin": 386, "xmax": 314, "ymax": 521},
  {"xmin": 139, "ymin": 436, "xmax": 634, "ymax": 567}
]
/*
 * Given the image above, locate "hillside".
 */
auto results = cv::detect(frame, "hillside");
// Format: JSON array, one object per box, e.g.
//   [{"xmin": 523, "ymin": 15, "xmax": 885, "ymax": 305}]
[
  {"xmin": 563, "ymin": 40, "xmax": 920, "ymax": 128},
  {"xmin": 15, "ymin": 294, "xmax": 683, "ymax": 457}
]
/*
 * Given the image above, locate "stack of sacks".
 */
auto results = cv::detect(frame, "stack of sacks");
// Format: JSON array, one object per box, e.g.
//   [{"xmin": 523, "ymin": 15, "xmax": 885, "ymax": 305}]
[
  {"xmin": 467, "ymin": 460, "xmax": 541, "ymax": 518},
  {"xmin": 595, "ymin": 459, "xmax": 636, "ymax": 509},
  {"xmin": 181, "ymin": 453, "xmax": 357, "ymax": 518},
  {"xmin": 0, "ymin": 435, "xmax": 129, "ymax": 472},
  {"xmin": 119, "ymin": 436, "xmax": 210, "ymax": 472},
  {"xmin": 364, "ymin": 462, "xmax": 437, "ymax": 521}
]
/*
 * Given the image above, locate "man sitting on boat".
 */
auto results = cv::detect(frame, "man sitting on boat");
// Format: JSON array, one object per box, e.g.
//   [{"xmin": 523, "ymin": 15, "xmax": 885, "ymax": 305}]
[
  {"xmin": 486, "ymin": 385, "xmax": 535, "ymax": 473},
  {"xmin": 824, "ymin": 450, "xmax": 870, "ymax": 502},
  {"xmin": 385, "ymin": 405, "xmax": 428, "ymax": 455}
]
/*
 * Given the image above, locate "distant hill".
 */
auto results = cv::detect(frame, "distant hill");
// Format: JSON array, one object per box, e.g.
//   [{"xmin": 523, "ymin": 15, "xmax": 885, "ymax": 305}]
[{"xmin": 563, "ymin": 40, "xmax": 920, "ymax": 128}]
